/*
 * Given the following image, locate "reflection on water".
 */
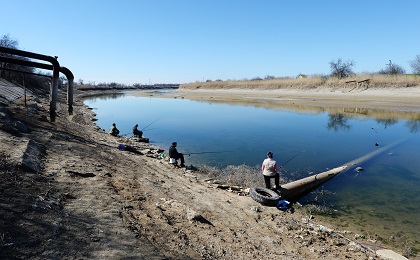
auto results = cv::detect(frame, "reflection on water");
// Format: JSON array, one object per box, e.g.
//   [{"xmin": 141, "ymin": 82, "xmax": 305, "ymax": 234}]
[
  {"xmin": 376, "ymin": 117, "xmax": 399, "ymax": 129},
  {"xmin": 406, "ymin": 119, "xmax": 420, "ymax": 133},
  {"xmin": 84, "ymin": 93, "xmax": 420, "ymax": 251},
  {"xmin": 327, "ymin": 112, "xmax": 420, "ymax": 134},
  {"xmin": 80, "ymin": 92, "xmax": 126, "ymax": 101},
  {"xmin": 327, "ymin": 113, "xmax": 351, "ymax": 132}
]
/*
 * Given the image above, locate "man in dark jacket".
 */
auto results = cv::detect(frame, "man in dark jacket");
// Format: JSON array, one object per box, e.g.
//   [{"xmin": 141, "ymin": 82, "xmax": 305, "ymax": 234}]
[
  {"xmin": 169, "ymin": 142, "xmax": 185, "ymax": 167},
  {"xmin": 109, "ymin": 123, "xmax": 120, "ymax": 136},
  {"xmin": 132, "ymin": 124, "xmax": 143, "ymax": 137}
]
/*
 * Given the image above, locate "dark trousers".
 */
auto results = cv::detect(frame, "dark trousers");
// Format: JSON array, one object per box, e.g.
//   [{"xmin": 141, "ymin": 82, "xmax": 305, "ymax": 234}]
[
  {"xmin": 174, "ymin": 153, "xmax": 185, "ymax": 165},
  {"xmin": 264, "ymin": 173, "xmax": 279, "ymax": 189},
  {"xmin": 133, "ymin": 130, "xmax": 143, "ymax": 137}
]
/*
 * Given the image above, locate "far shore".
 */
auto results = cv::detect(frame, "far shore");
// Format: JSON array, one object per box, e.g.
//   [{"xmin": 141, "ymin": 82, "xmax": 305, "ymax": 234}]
[
  {"xmin": 180, "ymin": 86, "xmax": 420, "ymax": 112},
  {"xmin": 126, "ymin": 85, "xmax": 420, "ymax": 116}
]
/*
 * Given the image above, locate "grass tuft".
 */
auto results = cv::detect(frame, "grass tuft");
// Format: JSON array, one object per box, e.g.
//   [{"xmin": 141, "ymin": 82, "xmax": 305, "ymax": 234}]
[{"xmin": 198, "ymin": 164, "xmax": 291, "ymax": 189}]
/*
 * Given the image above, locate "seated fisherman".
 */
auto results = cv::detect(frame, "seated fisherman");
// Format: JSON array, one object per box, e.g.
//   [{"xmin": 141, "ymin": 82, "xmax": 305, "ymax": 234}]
[
  {"xmin": 132, "ymin": 124, "xmax": 143, "ymax": 138},
  {"xmin": 109, "ymin": 123, "xmax": 120, "ymax": 136},
  {"xmin": 168, "ymin": 141, "xmax": 185, "ymax": 167}
]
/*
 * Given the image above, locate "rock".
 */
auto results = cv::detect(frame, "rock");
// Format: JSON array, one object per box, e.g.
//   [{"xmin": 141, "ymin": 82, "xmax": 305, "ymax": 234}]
[
  {"xmin": 12, "ymin": 120, "xmax": 29, "ymax": 133},
  {"xmin": 229, "ymin": 186, "xmax": 242, "ymax": 191},
  {"xmin": 0, "ymin": 123, "xmax": 21, "ymax": 136},
  {"xmin": 186, "ymin": 208, "xmax": 213, "ymax": 225},
  {"xmin": 187, "ymin": 208, "xmax": 201, "ymax": 222},
  {"xmin": 21, "ymin": 139, "xmax": 45, "ymax": 172},
  {"xmin": 216, "ymin": 184, "xmax": 229, "ymax": 189},
  {"xmin": 376, "ymin": 249, "xmax": 408, "ymax": 260}
]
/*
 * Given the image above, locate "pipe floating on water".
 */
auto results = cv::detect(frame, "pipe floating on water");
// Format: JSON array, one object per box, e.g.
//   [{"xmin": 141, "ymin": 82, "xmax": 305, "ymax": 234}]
[
  {"xmin": 280, "ymin": 166, "xmax": 347, "ymax": 202},
  {"xmin": 279, "ymin": 138, "xmax": 408, "ymax": 202}
]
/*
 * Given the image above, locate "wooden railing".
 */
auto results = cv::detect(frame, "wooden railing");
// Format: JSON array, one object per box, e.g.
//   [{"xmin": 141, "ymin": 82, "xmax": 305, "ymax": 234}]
[{"xmin": 345, "ymin": 79, "xmax": 370, "ymax": 92}]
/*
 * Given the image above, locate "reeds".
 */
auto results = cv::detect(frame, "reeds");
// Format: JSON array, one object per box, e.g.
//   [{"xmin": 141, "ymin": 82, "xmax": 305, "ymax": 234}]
[
  {"xmin": 198, "ymin": 164, "xmax": 263, "ymax": 188},
  {"xmin": 181, "ymin": 74, "xmax": 420, "ymax": 90}
]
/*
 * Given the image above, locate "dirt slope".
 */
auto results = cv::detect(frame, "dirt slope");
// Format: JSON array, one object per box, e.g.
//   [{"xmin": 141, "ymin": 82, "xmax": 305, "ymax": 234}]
[{"xmin": 0, "ymin": 93, "xmax": 406, "ymax": 259}]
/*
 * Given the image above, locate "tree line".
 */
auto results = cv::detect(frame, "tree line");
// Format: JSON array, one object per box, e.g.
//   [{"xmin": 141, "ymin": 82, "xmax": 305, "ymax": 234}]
[{"xmin": 329, "ymin": 56, "xmax": 420, "ymax": 79}]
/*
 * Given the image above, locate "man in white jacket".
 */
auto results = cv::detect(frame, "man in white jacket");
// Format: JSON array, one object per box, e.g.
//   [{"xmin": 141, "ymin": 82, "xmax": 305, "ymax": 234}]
[{"xmin": 261, "ymin": 151, "xmax": 280, "ymax": 189}]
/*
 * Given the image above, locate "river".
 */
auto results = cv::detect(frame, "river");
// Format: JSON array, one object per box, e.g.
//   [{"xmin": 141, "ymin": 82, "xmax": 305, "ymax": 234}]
[{"xmin": 84, "ymin": 90, "xmax": 420, "ymax": 252}]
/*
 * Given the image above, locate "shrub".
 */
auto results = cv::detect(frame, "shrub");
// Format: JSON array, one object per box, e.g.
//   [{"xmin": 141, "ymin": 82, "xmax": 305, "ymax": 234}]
[{"xmin": 329, "ymin": 58, "xmax": 355, "ymax": 79}]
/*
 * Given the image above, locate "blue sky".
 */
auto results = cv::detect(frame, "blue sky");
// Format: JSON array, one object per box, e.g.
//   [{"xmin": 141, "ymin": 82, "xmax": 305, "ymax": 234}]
[{"xmin": 2, "ymin": 0, "xmax": 419, "ymax": 84}]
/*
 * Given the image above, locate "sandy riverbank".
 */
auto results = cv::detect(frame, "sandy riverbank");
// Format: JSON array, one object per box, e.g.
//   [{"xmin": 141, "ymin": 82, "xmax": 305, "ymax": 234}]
[{"xmin": 131, "ymin": 85, "xmax": 420, "ymax": 114}]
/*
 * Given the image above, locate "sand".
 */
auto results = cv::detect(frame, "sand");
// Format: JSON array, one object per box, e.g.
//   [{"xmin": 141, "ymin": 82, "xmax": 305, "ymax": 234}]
[{"xmin": 132, "ymin": 86, "xmax": 420, "ymax": 113}]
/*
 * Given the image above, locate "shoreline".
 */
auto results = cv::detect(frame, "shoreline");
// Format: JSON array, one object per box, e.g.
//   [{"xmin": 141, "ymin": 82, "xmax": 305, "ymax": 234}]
[
  {"xmin": 125, "ymin": 87, "xmax": 420, "ymax": 127},
  {"xmin": 130, "ymin": 86, "xmax": 420, "ymax": 114}
]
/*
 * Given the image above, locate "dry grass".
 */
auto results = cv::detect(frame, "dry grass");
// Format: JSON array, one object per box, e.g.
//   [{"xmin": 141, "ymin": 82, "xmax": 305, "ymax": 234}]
[
  {"xmin": 302, "ymin": 204, "xmax": 336, "ymax": 216},
  {"xmin": 198, "ymin": 164, "xmax": 263, "ymax": 188},
  {"xmin": 197, "ymin": 164, "xmax": 293, "ymax": 189},
  {"xmin": 181, "ymin": 74, "xmax": 420, "ymax": 90}
]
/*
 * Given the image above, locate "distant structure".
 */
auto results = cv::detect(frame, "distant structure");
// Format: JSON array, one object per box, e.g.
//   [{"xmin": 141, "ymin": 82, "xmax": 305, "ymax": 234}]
[{"xmin": 296, "ymin": 74, "xmax": 307, "ymax": 79}]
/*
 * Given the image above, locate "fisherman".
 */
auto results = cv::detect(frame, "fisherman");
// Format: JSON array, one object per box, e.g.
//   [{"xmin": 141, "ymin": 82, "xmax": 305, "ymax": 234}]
[
  {"xmin": 261, "ymin": 151, "xmax": 280, "ymax": 190},
  {"xmin": 132, "ymin": 124, "xmax": 143, "ymax": 138},
  {"xmin": 109, "ymin": 123, "xmax": 120, "ymax": 136},
  {"xmin": 169, "ymin": 142, "xmax": 185, "ymax": 167}
]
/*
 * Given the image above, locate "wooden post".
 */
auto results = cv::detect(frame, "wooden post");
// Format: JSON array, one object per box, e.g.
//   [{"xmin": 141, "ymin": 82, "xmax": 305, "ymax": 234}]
[{"xmin": 23, "ymin": 73, "xmax": 27, "ymax": 107}]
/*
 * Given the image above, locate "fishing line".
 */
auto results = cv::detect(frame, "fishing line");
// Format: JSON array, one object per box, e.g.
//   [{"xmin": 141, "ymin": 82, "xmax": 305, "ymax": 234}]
[
  {"xmin": 143, "ymin": 127, "xmax": 159, "ymax": 132},
  {"xmin": 184, "ymin": 151, "xmax": 232, "ymax": 156},
  {"xmin": 280, "ymin": 150, "xmax": 305, "ymax": 168},
  {"xmin": 141, "ymin": 116, "xmax": 164, "ymax": 131}
]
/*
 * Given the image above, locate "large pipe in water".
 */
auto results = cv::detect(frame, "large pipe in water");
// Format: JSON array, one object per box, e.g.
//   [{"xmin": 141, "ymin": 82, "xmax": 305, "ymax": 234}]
[
  {"xmin": 280, "ymin": 166, "xmax": 347, "ymax": 201},
  {"xmin": 279, "ymin": 139, "xmax": 406, "ymax": 202}
]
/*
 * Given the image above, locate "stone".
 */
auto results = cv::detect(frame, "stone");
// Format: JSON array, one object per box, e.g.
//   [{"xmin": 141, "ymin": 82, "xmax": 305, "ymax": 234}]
[{"xmin": 376, "ymin": 249, "xmax": 408, "ymax": 260}]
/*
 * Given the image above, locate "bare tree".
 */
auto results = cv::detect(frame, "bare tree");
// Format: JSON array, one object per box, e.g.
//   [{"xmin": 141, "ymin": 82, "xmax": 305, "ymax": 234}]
[
  {"xmin": 0, "ymin": 34, "xmax": 20, "ymax": 79},
  {"xmin": 0, "ymin": 34, "xmax": 33, "ymax": 77},
  {"xmin": 0, "ymin": 34, "xmax": 18, "ymax": 49},
  {"xmin": 329, "ymin": 58, "xmax": 355, "ymax": 79},
  {"xmin": 378, "ymin": 60, "xmax": 406, "ymax": 75},
  {"xmin": 0, "ymin": 34, "xmax": 49, "ymax": 94},
  {"xmin": 409, "ymin": 55, "xmax": 420, "ymax": 74}
]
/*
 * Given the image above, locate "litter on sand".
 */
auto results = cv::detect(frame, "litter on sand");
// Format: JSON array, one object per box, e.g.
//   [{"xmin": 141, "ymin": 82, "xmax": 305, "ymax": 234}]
[{"xmin": 277, "ymin": 200, "xmax": 290, "ymax": 210}]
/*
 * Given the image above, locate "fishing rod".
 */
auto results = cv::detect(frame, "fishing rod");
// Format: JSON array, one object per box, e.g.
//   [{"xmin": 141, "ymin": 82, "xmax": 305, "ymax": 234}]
[
  {"xmin": 121, "ymin": 127, "xmax": 159, "ymax": 137},
  {"xmin": 280, "ymin": 150, "xmax": 305, "ymax": 168},
  {"xmin": 184, "ymin": 151, "xmax": 231, "ymax": 156},
  {"xmin": 141, "ymin": 116, "xmax": 164, "ymax": 131},
  {"xmin": 143, "ymin": 127, "xmax": 158, "ymax": 132}
]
